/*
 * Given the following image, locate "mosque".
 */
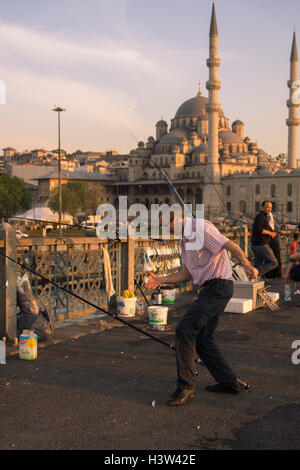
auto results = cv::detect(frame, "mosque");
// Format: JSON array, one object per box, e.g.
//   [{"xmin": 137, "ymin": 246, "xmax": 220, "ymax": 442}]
[{"xmin": 112, "ymin": 3, "xmax": 300, "ymax": 223}]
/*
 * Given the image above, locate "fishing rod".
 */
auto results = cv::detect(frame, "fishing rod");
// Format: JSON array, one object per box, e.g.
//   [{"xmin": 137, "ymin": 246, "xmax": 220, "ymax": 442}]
[
  {"xmin": 0, "ymin": 251, "xmax": 177, "ymax": 352},
  {"xmin": 9, "ymin": 215, "xmax": 95, "ymax": 231},
  {"xmin": 9, "ymin": 215, "xmax": 171, "ymax": 242},
  {"xmin": 0, "ymin": 250, "xmax": 250, "ymax": 390}
]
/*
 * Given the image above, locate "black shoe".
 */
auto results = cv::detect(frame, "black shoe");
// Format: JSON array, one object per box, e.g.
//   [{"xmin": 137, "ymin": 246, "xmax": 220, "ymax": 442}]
[
  {"xmin": 205, "ymin": 382, "xmax": 241, "ymax": 395},
  {"xmin": 167, "ymin": 387, "xmax": 196, "ymax": 406}
]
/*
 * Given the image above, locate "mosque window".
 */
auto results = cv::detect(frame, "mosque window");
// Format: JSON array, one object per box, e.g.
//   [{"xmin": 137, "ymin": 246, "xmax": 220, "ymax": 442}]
[
  {"xmin": 287, "ymin": 183, "xmax": 293, "ymax": 197},
  {"xmin": 226, "ymin": 186, "xmax": 231, "ymax": 196},
  {"xmin": 195, "ymin": 188, "xmax": 203, "ymax": 204},
  {"xmin": 255, "ymin": 184, "xmax": 260, "ymax": 195},
  {"xmin": 255, "ymin": 202, "xmax": 260, "ymax": 212},
  {"xmin": 287, "ymin": 201, "xmax": 293, "ymax": 213},
  {"xmin": 271, "ymin": 184, "xmax": 276, "ymax": 197},
  {"xmin": 226, "ymin": 202, "xmax": 231, "ymax": 212},
  {"xmin": 239, "ymin": 200, "xmax": 246, "ymax": 214}
]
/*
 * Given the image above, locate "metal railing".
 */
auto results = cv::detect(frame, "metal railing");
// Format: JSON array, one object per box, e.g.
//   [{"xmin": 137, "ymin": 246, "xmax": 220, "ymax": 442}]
[
  {"xmin": 3, "ymin": 226, "xmax": 298, "ymax": 325},
  {"xmin": 16, "ymin": 237, "xmax": 121, "ymax": 321}
]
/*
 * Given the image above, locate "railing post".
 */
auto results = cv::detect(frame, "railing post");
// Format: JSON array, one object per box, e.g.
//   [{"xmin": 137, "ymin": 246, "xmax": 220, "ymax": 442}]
[
  {"xmin": 127, "ymin": 237, "xmax": 135, "ymax": 293},
  {"xmin": 244, "ymin": 224, "xmax": 249, "ymax": 257},
  {"xmin": 120, "ymin": 237, "xmax": 135, "ymax": 294},
  {"xmin": 0, "ymin": 223, "xmax": 17, "ymax": 343}
]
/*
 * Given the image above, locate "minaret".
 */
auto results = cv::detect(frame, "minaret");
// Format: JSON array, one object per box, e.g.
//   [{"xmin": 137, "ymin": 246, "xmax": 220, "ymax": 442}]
[
  {"xmin": 287, "ymin": 30, "xmax": 300, "ymax": 169},
  {"xmin": 204, "ymin": 2, "xmax": 222, "ymax": 216},
  {"xmin": 206, "ymin": 1, "xmax": 221, "ymax": 181}
]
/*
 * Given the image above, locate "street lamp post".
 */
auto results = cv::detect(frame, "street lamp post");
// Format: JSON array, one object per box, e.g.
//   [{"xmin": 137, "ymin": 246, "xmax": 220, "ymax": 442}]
[{"xmin": 52, "ymin": 106, "xmax": 66, "ymax": 237}]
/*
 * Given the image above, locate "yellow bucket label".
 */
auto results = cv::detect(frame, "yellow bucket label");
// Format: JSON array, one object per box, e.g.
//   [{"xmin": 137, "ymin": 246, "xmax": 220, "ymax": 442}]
[{"xmin": 27, "ymin": 338, "xmax": 36, "ymax": 349}]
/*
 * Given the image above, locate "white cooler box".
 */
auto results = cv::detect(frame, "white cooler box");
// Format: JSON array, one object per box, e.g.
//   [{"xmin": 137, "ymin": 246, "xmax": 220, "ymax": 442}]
[{"xmin": 225, "ymin": 298, "xmax": 253, "ymax": 314}]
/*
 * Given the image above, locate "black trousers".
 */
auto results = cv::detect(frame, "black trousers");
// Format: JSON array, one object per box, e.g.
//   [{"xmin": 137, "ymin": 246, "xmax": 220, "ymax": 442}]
[
  {"xmin": 252, "ymin": 244, "xmax": 278, "ymax": 276},
  {"xmin": 265, "ymin": 237, "xmax": 282, "ymax": 279},
  {"xmin": 175, "ymin": 279, "xmax": 237, "ymax": 388}
]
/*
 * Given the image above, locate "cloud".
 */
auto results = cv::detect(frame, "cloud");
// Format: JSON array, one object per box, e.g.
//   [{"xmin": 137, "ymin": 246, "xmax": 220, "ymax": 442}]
[
  {"xmin": 0, "ymin": 19, "xmax": 245, "ymax": 153},
  {"xmin": 0, "ymin": 22, "xmax": 159, "ymax": 75}
]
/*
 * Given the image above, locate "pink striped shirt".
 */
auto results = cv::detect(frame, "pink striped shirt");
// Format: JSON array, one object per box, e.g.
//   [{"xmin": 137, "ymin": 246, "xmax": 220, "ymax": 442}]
[{"xmin": 180, "ymin": 219, "xmax": 233, "ymax": 286}]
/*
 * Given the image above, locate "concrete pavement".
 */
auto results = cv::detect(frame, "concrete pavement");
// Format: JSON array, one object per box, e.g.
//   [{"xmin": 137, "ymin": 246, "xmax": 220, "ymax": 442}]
[{"xmin": 1, "ymin": 281, "xmax": 300, "ymax": 450}]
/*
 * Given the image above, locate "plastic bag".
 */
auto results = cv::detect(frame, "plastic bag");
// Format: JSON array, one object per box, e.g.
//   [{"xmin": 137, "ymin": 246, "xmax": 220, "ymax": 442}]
[
  {"xmin": 17, "ymin": 274, "xmax": 39, "ymax": 315},
  {"xmin": 17, "ymin": 308, "xmax": 55, "ymax": 342}
]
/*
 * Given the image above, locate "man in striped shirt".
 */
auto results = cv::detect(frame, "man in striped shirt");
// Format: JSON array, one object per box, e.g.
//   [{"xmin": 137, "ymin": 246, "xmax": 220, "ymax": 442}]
[{"xmin": 146, "ymin": 216, "xmax": 258, "ymax": 406}]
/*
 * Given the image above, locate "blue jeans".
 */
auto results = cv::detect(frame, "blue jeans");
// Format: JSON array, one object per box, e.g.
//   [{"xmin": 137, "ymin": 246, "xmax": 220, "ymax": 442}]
[
  {"xmin": 175, "ymin": 279, "xmax": 237, "ymax": 388},
  {"xmin": 252, "ymin": 244, "xmax": 278, "ymax": 276}
]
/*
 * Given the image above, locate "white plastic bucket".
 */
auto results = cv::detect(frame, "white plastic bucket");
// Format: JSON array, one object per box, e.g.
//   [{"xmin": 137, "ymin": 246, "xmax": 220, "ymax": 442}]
[
  {"xmin": 148, "ymin": 306, "xmax": 168, "ymax": 330},
  {"xmin": 117, "ymin": 297, "xmax": 137, "ymax": 317},
  {"xmin": 161, "ymin": 288, "xmax": 176, "ymax": 304}
]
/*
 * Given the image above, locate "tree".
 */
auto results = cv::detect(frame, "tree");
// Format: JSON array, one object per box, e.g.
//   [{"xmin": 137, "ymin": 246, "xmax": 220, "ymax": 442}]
[
  {"xmin": 85, "ymin": 183, "xmax": 104, "ymax": 221},
  {"xmin": 274, "ymin": 153, "xmax": 288, "ymax": 167},
  {"xmin": 0, "ymin": 175, "xmax": 32, "ymax": 217},
  {"xmin": 48, "ymin": 181, "xmax": 87, "ymax": 222}
]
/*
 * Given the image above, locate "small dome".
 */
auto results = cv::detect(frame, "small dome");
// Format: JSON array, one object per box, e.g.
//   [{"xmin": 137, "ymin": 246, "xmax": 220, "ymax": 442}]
[
  {"xmin": 138, "ymin": 141, "xmax": 145, "ymax": 148},
  {"xmin": 256, "ymin": 166, "xmax": 273, "ymax": 177},
  {"xmin": 275, "ymin": 169, "xmax": 288, "ymax": 176},
  {"xmin": 193, "ymin": 142, "xmax": 208, "ymax": 154},
  {"xmin": 148, "ymin": 136, "xmax": 155, "ymax": 142},
  {"xmin": 244, "ymin": 136, "xmax": 251, "ymax": 143},
  {"xmin": 232, "ymin": 119, "xmax": 244, "ymax": 126},
  {"xmin": 159, "ymin": 129, "xmax": 189, "ymax": 144},
  {"xmin": 219, "ymin": 130, "xmax": 244, "ymax": 144},
  {"xmin": 156, "ymin": 120, "xmax": 167, "ymax": 127}
]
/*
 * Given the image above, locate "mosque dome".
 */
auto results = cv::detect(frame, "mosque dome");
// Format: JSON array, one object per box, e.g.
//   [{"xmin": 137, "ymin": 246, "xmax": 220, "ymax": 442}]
[
  {"xmin": 219, "ymin": 130, "xmax": 244, "ymax": 144},
  {"xmin": 232, "ymin": 119, "xmax": 244, "ymax": 126},
  {"xmin": 256, "ymin": 166, "xmax": 273, "ymax": 177},
  {"xmin": 159, "ymin": 129, "xmax": 189, "ymax": 144},
  {"xmin": 275, "ymin": 169, "xmax": 288, "ymax": 176},
  {"xmin": 193, "ymin": 142, "xmax": 208, "ymax": 154},
  {"xmin": 175, "ymin": 95, "xmax": 209, "ymax": 119},
  {"xmin": 174, "ymin": 92, "xmax": 225, "ymax": 120},
  {"xmin": 156, "ymin": 120, "xmax": 167, "ymax": 127}
]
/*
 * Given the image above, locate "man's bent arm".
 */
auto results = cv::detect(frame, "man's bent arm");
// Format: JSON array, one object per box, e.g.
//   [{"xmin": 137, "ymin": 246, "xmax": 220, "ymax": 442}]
[{"xmin": 223, "ymin": 240, "xmax": 250, "ymax": 266}]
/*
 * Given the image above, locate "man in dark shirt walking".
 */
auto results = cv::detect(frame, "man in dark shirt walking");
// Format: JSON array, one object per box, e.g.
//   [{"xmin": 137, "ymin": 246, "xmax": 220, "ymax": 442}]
[{"xmin": 251, "ymin": 201, "xmax": 278, "ymax": 277}]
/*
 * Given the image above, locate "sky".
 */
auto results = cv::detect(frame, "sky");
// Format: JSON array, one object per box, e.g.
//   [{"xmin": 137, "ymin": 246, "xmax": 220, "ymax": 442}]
[{"xmin": 0, "ymin": 0, "xmax": 299, "ymax": 157}]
